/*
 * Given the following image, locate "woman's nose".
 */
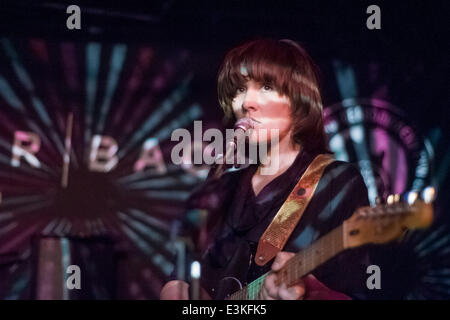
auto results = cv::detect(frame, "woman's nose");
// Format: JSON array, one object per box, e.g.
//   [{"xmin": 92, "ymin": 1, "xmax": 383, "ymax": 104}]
[{"xmin": 242, "ymin": 89, "xmax": 258, "ymax": 113}]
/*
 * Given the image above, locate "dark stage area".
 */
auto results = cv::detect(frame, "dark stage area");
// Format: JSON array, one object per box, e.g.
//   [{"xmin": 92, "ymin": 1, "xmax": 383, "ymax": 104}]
[{"xmin": 0, "ymin": 0, "xmax": 448, "ymax": 300}]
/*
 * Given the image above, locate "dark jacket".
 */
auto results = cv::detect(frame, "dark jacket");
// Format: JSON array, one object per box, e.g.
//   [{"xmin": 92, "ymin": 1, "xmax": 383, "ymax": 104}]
[{"xmin": 185, "ymin": 147, "xmax": 377, "ymax": 299}]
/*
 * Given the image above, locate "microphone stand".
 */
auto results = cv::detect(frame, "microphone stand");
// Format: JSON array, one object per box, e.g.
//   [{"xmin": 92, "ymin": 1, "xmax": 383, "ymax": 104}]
[
  {"xmin": 212, "ymin": 140, "xmax": 237, "ymax": 180},
  {"xmin": 171, "ymin": 208, "xmax": 209, "ymax": 300},
  {"xmin": 174, "ymin": 118, "xmax": 254, "ymax": 299}
]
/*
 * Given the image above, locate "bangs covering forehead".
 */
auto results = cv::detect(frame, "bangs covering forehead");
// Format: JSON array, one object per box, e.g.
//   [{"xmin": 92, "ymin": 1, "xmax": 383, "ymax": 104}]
[{"xmin": 226, "ymin": 40, "xmax": 295, "ymax": 94}]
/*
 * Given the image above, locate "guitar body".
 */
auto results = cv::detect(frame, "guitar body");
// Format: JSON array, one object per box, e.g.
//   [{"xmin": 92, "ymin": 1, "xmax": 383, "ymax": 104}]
[
  {"xmin": 211, "ymin": 241, "xmax": 251, "ymax": 300},
  {"xmin": 211, "ymin": 240, "xmax": 271, "ymax": 300},
  {"xmin": 215, "ymin": 276, "xmax": 244, "ymax": 300}
]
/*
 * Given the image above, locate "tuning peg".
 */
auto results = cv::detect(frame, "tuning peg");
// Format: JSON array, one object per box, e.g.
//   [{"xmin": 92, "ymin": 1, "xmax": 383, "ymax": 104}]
[
  {"xmin": 387, "ymin": 194, "xmax": 394, "ymax": 205},
  {"xmin": 422, "ymin": 186, "xmax": 436, "ymax": 204},
  {"xmin": 406, "ymin": 191, "xmax": 419, "ymax": 205},
  {"xmin": 387, "ymin": 193, "xmax": 401, "ymax": 205}
]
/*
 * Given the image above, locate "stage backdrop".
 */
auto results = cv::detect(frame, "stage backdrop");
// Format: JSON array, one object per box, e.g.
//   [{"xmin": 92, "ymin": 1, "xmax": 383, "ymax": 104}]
[{"xmin": 0, "ymin": 30, "xmax": 448, "ymax": 299}]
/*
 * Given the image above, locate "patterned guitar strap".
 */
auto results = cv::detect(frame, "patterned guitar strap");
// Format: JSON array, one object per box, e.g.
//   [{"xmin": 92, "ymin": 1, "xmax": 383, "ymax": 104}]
[{"xmin": 255, "ymin": 153, "xmax": 336, "ymax": 266}]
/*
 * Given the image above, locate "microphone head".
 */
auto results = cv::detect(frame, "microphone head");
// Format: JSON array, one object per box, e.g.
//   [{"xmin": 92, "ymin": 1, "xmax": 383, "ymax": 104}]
[{"xmin": 234, "ymin": 117, "xmax": 255, "ymax": 131}]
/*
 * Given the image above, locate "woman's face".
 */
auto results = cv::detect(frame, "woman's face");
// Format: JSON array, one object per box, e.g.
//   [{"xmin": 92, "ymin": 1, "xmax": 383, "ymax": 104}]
[{"xmin": 231, "ymin": 78, "xmax": 293, "ymax": 145}]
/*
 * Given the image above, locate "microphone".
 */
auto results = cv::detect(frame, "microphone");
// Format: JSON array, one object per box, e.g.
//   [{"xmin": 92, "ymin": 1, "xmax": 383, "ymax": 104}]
[
  {"xmin": 213, "ymin": 117, "xmax": 255, "ymax": 179},
  {"xmin": 234, "ymin": 117, "xmax": 256, "ymax": 131}
]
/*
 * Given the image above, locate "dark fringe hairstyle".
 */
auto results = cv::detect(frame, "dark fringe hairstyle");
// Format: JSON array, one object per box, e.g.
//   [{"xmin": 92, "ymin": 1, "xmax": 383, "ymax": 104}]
[{"xmin": 217, "ymin": 38, "xmax": 329, "ymax": 153}]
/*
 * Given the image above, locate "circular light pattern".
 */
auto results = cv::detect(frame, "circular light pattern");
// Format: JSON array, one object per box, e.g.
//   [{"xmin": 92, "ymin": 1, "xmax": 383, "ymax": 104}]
[
  {"xmin": 0, "ymin": 37, "xmax": 205, "ymax": 299},
  {"xmin": 324, "ymin": 98, "xmax": 433, "ymax": 204}
]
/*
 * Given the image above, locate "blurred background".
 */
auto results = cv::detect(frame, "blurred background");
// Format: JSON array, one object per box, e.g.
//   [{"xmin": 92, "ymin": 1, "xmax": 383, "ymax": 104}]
[{"xmin": 0, "ymin": 0, "xmax": 448, "ymax": 299}]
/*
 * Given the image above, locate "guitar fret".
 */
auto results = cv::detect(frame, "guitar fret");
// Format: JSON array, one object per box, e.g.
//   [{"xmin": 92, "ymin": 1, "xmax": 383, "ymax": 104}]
[
  {"xmin": 258, "ymin": 276, "xmax": 264, "ymax": 299},
  {"xmin": 318, "ymin": 241, "xmax": 322, "ymax": 264},
  {"xmin": 287, "ymin": 262, "xmax": 291, "ymax": 285},
  {"xmin": 321, "ymin": 236, "xmax": 325, "ymax": 265},
  {"xmin": 331, "ymin": 231, "xmax": 334, "ymax": 257},
  {"xmin": 302, "ymin": 250, "xmax": 306, "ymax": 280},
  {"xmin": 252, "ymin": 282, "xmax": 255, "ymax": 300},
  {"xmin": 307, "ymin": 249, "xmax": 310, "ymax": 273}
]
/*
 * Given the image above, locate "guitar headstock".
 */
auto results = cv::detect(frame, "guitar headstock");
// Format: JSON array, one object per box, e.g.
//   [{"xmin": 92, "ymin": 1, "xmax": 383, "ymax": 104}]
[{"xmin": 343, "ymin": 188, "xmax": 435, "ymax": 249}]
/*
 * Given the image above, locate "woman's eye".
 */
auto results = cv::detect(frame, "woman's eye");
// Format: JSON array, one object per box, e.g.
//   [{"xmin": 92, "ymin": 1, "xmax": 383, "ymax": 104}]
[
  {"xmin": 262, "ymin": 85, "xmax": 273, "ymax": 91},
  {"xmin": 237, "ymin": 87, "xmax": 246, "ymax": 93}
]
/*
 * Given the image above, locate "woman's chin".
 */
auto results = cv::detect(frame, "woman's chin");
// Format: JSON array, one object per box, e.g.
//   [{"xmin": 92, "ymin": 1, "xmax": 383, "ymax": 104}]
[{"xmin": 249, "ymin": 136, "xmax": 270, "ymax": 147}]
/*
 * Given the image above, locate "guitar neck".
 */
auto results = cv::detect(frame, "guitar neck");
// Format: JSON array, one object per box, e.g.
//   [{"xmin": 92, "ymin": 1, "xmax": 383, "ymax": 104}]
[{"xmin": 227, "ymin": 225, "xmax": 345, "ymax": 300}]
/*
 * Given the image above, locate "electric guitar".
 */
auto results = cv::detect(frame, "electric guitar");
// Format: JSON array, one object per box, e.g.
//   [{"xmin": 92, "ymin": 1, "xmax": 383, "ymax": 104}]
[{"xmin": 216, "ymin": 197, "xmax": 434, "ymax": 300}]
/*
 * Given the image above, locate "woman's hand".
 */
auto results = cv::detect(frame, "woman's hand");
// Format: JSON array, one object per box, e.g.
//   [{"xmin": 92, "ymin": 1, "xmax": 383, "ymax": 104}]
[
  {"xmin": 259, "ymin": 251, "xmax": 352, "ymax": 300},
  {"xmin": 160, "ymin": 280, "xmax": 212, "ymax": 300},
  {"xmin": 160, "ymin": 280, "xmax": 190, "ymax": 300},
  {"xmin": 259, "ymin": 252, "xmax": 305, "ymax": 300}
]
